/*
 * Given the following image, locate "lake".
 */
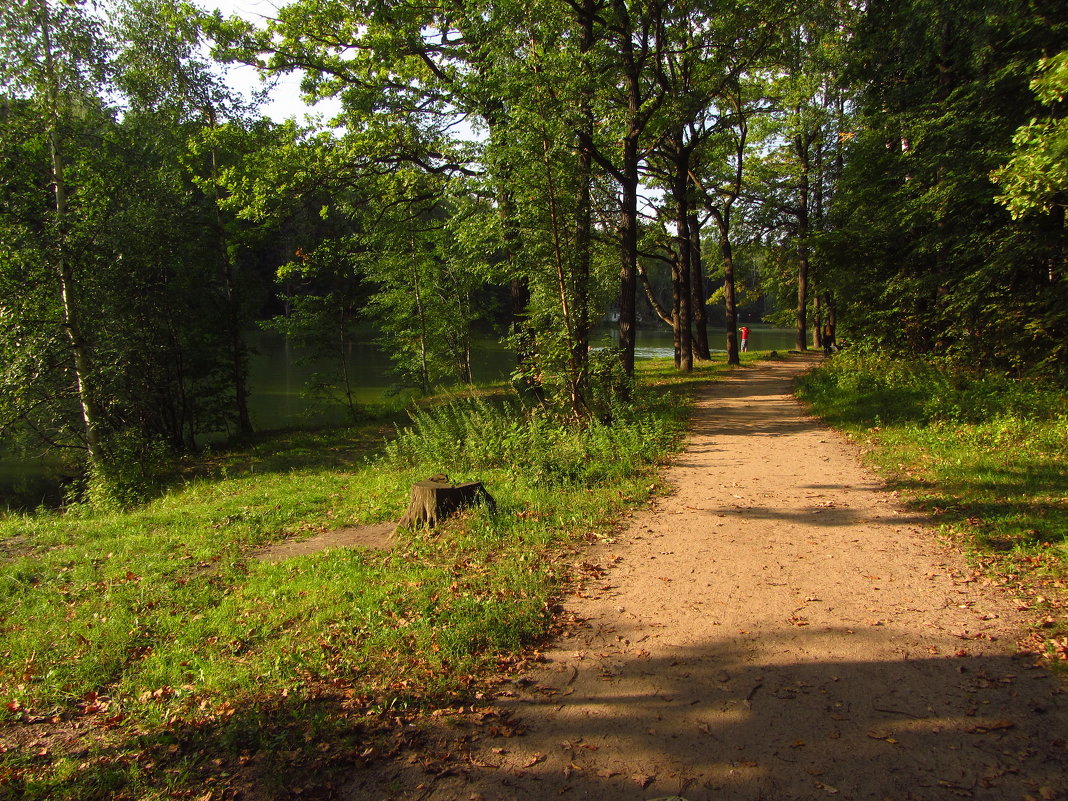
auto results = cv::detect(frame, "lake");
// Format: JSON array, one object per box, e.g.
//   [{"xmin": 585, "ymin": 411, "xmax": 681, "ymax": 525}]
[
  {"xmin": 0, "ymin": 325, "xmax": 797, "ymax": 508},
  {"xmin": 248, "ymin": 325, "xmax": 797, "ymax": 428}
]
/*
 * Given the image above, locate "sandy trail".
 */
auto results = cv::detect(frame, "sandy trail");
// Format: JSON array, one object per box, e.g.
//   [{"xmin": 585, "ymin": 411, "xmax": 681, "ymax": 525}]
[{"xmin": 348, "ymin": 354, "xmax": 1067, "ymax": 801}]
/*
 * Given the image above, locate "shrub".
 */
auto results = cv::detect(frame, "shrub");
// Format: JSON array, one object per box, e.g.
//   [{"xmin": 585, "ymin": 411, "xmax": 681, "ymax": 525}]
[
  {"xmin": 800, "ymin": 352, "xmax": 1067, "ymax": 427},
  {"xmin": 383, "ymin": 396, "xmax": 673, "ymax": 487}
]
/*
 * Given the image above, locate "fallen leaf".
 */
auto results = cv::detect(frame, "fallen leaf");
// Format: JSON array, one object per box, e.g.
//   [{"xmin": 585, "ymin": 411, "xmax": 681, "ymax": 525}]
[
  {"xmin": 967, "ymin": 720, "xmax": 1015, "ymax": 734},
  {"xmin": 522, "ymin": 753, "xmax": 546, "ymax": 768}
]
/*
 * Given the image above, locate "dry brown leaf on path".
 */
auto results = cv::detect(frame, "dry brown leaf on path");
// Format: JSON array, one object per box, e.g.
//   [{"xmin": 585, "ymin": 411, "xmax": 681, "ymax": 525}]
[{"xmin": 966, "ymin": 720, "xmax": 1016, "ymax": 733}]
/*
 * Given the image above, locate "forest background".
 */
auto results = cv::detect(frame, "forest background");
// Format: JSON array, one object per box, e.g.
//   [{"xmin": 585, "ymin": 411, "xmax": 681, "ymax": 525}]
[{"xmin": 1, "ymin": 0, "xmax": 1064, "ymax": 506}]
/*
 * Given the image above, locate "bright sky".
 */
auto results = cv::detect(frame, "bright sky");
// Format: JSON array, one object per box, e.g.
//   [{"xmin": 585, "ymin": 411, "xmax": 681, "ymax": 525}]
[{"xmin": 205, "ymin": 0, "xmax": 342, "ymax": 123}]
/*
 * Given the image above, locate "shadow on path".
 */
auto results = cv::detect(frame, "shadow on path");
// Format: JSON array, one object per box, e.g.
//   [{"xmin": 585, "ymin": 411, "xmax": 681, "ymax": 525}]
[{"xmin": 343, "ymin": 354, "xmax": 1068, "ymax": 801}]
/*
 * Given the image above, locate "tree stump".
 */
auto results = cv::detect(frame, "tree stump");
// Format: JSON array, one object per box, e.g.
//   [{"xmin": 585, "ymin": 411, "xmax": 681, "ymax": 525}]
[{"xmin": 396, "ymin": 476, "xmax": 496, "ymax": 531}]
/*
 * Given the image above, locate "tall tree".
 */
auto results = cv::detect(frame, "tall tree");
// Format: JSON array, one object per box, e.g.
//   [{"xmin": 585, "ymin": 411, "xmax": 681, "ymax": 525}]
[
  {"xmin": 751, "ymin": 3, "xmax": 851, "ymax": 353},
  {"xmin": 118, "ymin": 0, "xmax": 258, "ymax": 435},
  {"xmin": 825, "ymin": 0, "xmax": 1067, "ymax": 373},
  {"xmin": 693, "ymin": 77, "xmax": 762, "ymax": 366},
  {"xmin": 0, "ymin": 0, "xmax": 111, "ymax": 464}
]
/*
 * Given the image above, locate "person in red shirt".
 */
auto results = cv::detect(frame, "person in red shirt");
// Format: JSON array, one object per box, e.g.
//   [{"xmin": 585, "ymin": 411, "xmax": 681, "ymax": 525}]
[{"xmin": 739, "ymin": 325, "xmax": 750, "ymax": 352}]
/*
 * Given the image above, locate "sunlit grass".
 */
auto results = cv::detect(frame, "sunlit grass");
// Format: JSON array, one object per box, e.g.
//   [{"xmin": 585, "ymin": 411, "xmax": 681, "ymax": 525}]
[
  {"xmin": 0, "ymin": 353, "xmax": 754, "ymax": 799},
  {"xmin": 797, "ymin": 351, "xmax": 1068, "ymax": 661}
]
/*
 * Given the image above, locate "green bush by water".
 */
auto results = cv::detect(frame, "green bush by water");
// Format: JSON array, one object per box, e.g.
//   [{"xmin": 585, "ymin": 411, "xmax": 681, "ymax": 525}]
[{"xmin": 384, "ymin": 395, "xmax": 675, "ymax": 487}]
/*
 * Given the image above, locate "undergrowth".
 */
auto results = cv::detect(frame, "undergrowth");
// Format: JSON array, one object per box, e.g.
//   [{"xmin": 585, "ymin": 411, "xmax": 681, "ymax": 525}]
[{"xmin": 384, "ymin": 396, "xmax": 675, "ymax": 487}]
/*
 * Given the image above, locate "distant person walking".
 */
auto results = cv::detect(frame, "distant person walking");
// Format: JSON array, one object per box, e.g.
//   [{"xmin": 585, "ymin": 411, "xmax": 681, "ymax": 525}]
[{"xmin": 740, "ymin": 325, "xmax": 750, "ymax": 352}]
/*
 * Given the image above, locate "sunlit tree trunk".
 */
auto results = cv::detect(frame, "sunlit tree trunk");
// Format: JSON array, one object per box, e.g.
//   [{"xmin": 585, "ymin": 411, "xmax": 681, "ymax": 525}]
[
  {"xmin": 794, "ymin": 124, "xmax": 811, "ymax": 352},
  {"xmin": 669, "ymin": 130, "xmax": 693, "ymax": 371},
  {"xmin": 710, "ymin": 206, "xmax": 741, "ymax": 366},
  {"xmin": 618, "ymin": 126, "xmax": 640, "ymax": 377},
  {"xmin": 39, "ymin": 0, "xmax": 105, "ymax": 464}
]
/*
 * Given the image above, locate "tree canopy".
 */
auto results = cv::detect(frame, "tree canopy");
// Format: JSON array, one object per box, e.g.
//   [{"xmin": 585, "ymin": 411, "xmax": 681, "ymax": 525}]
[{"xmin": 1, "ymin": 0, "xmax": 1064, "ymax": 503}]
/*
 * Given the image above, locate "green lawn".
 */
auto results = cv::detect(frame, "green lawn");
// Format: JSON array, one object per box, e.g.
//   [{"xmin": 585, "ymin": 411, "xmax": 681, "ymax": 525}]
[{"xmin": 0, "ymin": 353, "xmax": 763, "ymax": 800}]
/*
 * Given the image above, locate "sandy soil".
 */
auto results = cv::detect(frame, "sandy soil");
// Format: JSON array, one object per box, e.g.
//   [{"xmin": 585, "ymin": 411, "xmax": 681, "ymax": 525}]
[
  {"xmin": 255, "ymin": 522, "xmax": 394, "ymax": 562},
  {"xmin": 344, "ymin": 354, "xmax": 1067, "ymax": 801}
]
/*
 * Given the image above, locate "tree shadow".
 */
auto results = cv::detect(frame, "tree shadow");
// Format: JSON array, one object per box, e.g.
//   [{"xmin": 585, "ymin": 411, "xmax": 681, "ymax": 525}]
[
  {"xmin": 345, "ymin": 629, "xmax": 1068, "ymax": 801},
  {"xmin": 884, "ymin": 462, "xmax": 1068, "ymax": 547},
  {"xmin": 0, "ymin": 688, "xmax": 384, "ymax": 801}
]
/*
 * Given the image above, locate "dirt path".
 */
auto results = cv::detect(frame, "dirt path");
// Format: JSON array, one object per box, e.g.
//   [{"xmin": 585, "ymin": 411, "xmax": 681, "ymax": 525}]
[{"xmin": 346, "ymin": 354, "xmax": 1067, "ymax": 801}]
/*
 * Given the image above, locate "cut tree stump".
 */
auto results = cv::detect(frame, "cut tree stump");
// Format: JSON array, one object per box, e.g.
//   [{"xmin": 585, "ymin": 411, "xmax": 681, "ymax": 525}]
[{"xmin": 396, "ymin": 475, "xmax": 496, "ymax": 531}]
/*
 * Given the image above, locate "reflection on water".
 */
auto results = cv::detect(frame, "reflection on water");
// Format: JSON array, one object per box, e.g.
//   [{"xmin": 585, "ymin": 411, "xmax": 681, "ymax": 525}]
[
  {"xmin": 1, "ymin": 325, "xmax": 798, "ymax": 508},
  {"xmin": 247, "ymin": 330, "xmax": 516, "ymax": 429},
  {"xmin": 596, "ymin": 325, "xmax": 796, "ymax": 360},
  {"xmin": 0, "ymin": 453, "xmax": 70, "ymax": 510}
]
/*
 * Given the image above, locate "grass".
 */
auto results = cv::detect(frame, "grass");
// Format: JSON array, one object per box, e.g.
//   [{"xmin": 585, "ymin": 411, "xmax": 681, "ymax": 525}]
[
  {"xmin": 0, "ymin": 352, "xmax": 763, "ymax": 800},
  {"xmin": 797, "ymin": 351, "xmax": 1068, "ymax": 662}
]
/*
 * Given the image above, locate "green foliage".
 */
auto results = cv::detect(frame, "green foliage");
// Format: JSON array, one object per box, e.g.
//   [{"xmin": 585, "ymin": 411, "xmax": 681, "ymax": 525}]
[
  {"xmin": 798, "ymin": 351, "xmax": 1068, "ymax": 562},
  {"xmin": 826, "ymin": 0, "xmax": 1068, "ymax": 375},
  {"xmin": 0, "ymin": 0, "xmax": 276, "ymax": 491},
  {"xmin": 80, "ymin": 431, "xmax": 173, "ymax": 512},
  {"xmin": 992, "ymin": 50, "xmax": 1068, "ymax": 219},
  {"xmin": 384, "ymin": 392, "xmax": 672, "ymax": 488}
]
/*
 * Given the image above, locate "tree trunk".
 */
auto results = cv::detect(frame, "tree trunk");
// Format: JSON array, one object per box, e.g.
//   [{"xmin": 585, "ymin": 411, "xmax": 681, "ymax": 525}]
[
  {"xmin": 40, "ymin": 0, "xmax": 104, "ymax": 464},
  {"xmin": 689, "ymin": 212, "xmax": 711, "ymax": 361},
  {"xmin": 794, "ymin": 128, "xmax": 811, "ymax": 352},
  {"xmin": 412, "ymin": 263, "xmax": 431, "ymax": 393},
  {"xmin": 711, "ymin": 208, "xmax": 740, "ymax": 366},
  {"xmin": 823, "ymin": 291, "xmax": 837, "ymax": 353},
  {"xmin": 812, "ymin": 291, "xmax": 823, "ymax": 350},
  {"xmin": 396, "ymin": 477, "xmax": 496, "ymax": 530},
  {"xmin": 671, "ymin": 132, "xmax": 692, "ymax": 372},
  {"xmin": 618, "ymin": 152, "xmax": 639, "ymax": 377},
  {"xmin": 637, "ymin": 261, "xmax": 673, "ymax": 327},
  {"xmin": 616, "ymin": 11, "xmax": 642, "ymax": 379}
]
